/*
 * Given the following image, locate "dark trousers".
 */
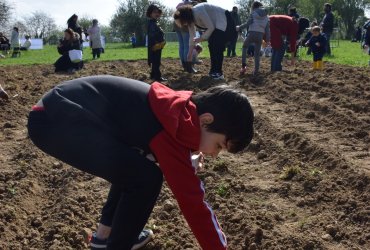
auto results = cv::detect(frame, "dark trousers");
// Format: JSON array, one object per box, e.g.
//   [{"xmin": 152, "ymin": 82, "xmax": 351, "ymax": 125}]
[
  {"xmin": 54, "ymin": 54, "xmax": 83, "ymax": 72},
  {"xmin": 27, "ymin": 110, "xmax": 163, "ymax": 250},
  {"xmin": 313, "ymin": 52, "xmax": 324, "ymax": 61},
  {"xmin": 226, "ymin": 36, "xmax": 237, "ymax": 56},
  {"xmin": 150, "ymin": 49, "xmax": 162, "ymax": 80},
  {"xmin": 324, "ymin": 33, "xmax": 332, "ymax": 55},
  {"xmin": 92, "ymin": 48, "xmax": 101, "ymax": 59}
]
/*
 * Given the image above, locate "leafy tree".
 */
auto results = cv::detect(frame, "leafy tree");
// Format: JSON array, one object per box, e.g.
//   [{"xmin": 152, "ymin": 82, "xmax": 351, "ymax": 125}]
[
  {"xmin": 24, "ymin": 11, "xmax": 57, "ymax": 39},
  {"xmin": 0, "ymin": 0, "xmax": 11, "ymax": 27},
  {"xmin": 110, "ymin": 0, "xmax": 170, "ymax": 45}
]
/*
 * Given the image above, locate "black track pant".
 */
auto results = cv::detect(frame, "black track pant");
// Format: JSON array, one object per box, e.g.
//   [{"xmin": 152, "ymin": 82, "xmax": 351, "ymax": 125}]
[{"xmin": 27, "ymin": 110, "xmax": 163, "ymax": 249}]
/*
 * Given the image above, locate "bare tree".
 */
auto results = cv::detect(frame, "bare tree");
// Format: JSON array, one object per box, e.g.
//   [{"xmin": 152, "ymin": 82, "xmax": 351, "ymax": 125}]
[
  {"xmin": 0, "ymin": 0, "xmax": 12, "ymax": 27},
  {"xmin": 24, "ymin": 11, "xmax": 57, "ymax": 38}
]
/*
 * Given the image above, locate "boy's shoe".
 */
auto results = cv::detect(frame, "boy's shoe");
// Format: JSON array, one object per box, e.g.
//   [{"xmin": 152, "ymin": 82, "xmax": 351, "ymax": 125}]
[
  {"xmin": 131, "ymin": 229, "xmax": 154, "ymax": 250},
  {"xmin": 0, "ymin": 86, "xmax": 9, "ymax": 100},
  {"xmin": 211, "ymin": 73, "xmax": 224, "ymax": 80},
  {"xmin": 90, "ymin": 229, "xmax": 154, "ymax": 250},
  {"xmin": 240, "ymin": 66, "xmax": 247, "ymax": 75},
  {"xmin": 154, "ymin": 77, "xmax": 167, "ymax": 82}
]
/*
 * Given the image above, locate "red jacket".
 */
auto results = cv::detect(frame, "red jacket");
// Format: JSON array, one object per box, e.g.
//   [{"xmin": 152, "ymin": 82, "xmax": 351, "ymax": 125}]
[
  {"xmin": 270, "ymin": 15, "xmax": 298, "ymax": 52},
  {"xmin": 148, "ymin": 83, "xmax": 227, "ymax": 250}
]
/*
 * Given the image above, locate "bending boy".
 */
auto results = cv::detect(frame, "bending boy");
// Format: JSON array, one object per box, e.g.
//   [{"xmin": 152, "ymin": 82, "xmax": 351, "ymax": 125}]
[{"xmin": 27, "ymin": 76, "xmax": 254, "ymax": 250}]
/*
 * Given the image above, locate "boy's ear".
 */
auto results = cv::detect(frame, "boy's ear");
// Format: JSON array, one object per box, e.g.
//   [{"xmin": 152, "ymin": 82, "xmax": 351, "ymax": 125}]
[{"xmin": 199, "ymin": 113, "xmax": 214, "ymax": 126}]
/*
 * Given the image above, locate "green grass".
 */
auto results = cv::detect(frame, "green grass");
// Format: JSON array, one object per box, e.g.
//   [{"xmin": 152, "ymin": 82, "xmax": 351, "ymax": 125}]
[{"xmin": 0, "ymin": 40, "xmax": 368, "ymax": 67}]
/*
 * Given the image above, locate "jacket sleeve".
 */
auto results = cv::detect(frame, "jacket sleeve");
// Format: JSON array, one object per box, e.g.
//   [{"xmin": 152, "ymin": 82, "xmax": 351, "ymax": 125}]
[
  {"xmin": 197, "ymin": 8, "xmax": 216, "ymax": 41},
  {"xmin": 265, "ymin": 20, "xmax": 271, "ymax": 43},
  {"xmin": 150, "ymin": 131, "xmax": 227, "ymax": 250},
  {"xmin": 239, "ymin": 15, "xmax": 253, "ymax": 31},
  {"xmin": 289, "ymin": 24, "xmax": 298, "ymax": 53}
]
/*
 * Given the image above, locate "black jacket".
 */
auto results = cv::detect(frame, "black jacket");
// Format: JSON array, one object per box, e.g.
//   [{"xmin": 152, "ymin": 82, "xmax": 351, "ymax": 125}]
[
  {"xmin": 322, "ymin": 11, "xmax": 334, "ymax": 34},
  {"xmin": 57, "ymin": 39, "xmax": 81, "ymax": 55},
  {"xmin": 307, "ymin": 34, "xmax": 327, "ymax": 55},
  {"xmin": 147, "ymin": 19, "xmax": 164, "ymax": 48}
]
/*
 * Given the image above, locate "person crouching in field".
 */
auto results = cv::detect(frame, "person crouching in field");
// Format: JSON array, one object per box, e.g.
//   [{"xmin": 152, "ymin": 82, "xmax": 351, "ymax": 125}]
[
  {"xmin": 54, "ymin": 29, "xmax": 84, "ymax": 73},
  {"xmin": 27, "ymin": 75, "xmax": 254, "ymax": 250},
  {"xmin": 87, "ymin": 19, "xmax": 103, "ymax": 60},
  {"xmin": 305, "ymin": 26, "xmax": 327, "ymax": 70},
  {"xmin": 147, "ymin": 4, "xmax": 167, "ymax": 82}
]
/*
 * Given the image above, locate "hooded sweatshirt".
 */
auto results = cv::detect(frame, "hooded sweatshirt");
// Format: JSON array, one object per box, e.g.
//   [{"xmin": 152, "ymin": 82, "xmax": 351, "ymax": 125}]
[
  {"xmin": 239, "ymin": 8, "xmax": 270, "ymax": 42},
  {"xmin": 33, "ymin": 76, "xmax": 227, "ymax": 250}
]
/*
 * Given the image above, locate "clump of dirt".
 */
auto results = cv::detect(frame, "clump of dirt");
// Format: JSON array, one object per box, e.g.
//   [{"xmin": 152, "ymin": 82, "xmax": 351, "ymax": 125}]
[{"xmin": 0, "ymin": 57, "xmax": 369, "ymax": 249}]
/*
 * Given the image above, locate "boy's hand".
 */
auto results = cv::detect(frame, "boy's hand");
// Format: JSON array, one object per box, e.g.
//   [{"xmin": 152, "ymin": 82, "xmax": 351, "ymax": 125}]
[
  {"xmin": 191, "ymin": 153, "xmax": 204, "ymax": 173},
  {"xmin": 315, "ymin": 42, "xmax": 320, "ymax": 47}
]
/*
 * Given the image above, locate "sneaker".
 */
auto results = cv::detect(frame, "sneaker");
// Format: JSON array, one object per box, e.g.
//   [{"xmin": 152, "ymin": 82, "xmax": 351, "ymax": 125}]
[
  {"xmin": 0, "ymin": 86, "xmax": 9, "ymax": 100},
  {"xmin": 131, "ymin": 229, "xmax": 154, "ymax": 250},
  {"xmin": 240, "ymin": 67, "xmax": 247, "ymax": 75},
  {"xmin": 154, "ymin": 77, "xmax": 167, "ymax": 82},
  {"xmin": 211, "ymin": 73, "xmax": 224, "ymax": 80},
  {"xmin": 90, "ymin": 229, "xmax": 154, "ymax": 250}
]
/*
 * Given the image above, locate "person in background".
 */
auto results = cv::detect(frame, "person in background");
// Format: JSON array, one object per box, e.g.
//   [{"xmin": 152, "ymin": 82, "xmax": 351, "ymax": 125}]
[
  {"xmin": 288, "ymin": 6, "xmax": 300, "ymax": 19},
  {"xmin": 320, "ymin": 3, "xmax": 334, "ymax": 56},
  {"xmin": 67, "ymin": 14, "xmax": 83, "ymax": 46},
  {"xmin": 0, "ymin": 84, "xmax": 9, "ymax": 100},
  {"xmin": 227, "ymin": 6, "xmax": 241, "ymax": 57},
  {"xmin": 130, "ymin": 33, "xmax": 137, "ymax": 48},
  {"xmin": 237, "ymin": 1, "xmax": 270, "ymax": 75},
  {"xmin": 54, "ymin": 28, "xmax": 83, "ymax": 73},
  {"xmin": 0, "ymin": 32, "xmax": 11, "ymax": 53},
  {"xmin": 10, "ymin": 27, "xmax": 20, "ymax": 57},
  {"xmin": 305, "ymin": 26, "xmax": 327, "ymax": 70},
  {"xmin": 87, "ymin": 19, "xmax": 103, "ymax": 60},
  {"xmin": 302, "ymin": 21, "xmax": 318, "ymax": 55},
  {"xmin": 175, "ymin": 0, "xmax": 193, "ymax": 72},
  {"xmin": 174, "ymin": 3, "xmax": 238, "ymax": 80},
  {"xmin": 354, "ymin": 26, "xmax": 362, "ymax": 42},
  {"xmin": 364, "ymin": 20, "xmax": 370, "ymax": 56},
  {"xmin": 147, "ymin": 4, "xmax": 167, "ymax": 82},
  {"xmin": 269, "ymin": 15, "xmax": 309, "ymax": 71},
  {"xmin": 20, "ymin": 35, "xmax": 32, "ymax": 51}
]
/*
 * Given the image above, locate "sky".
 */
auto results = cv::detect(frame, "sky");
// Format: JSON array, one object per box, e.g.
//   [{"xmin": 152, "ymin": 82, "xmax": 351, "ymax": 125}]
[{"xmin": 10, "ymin": 0, "xmax": 237, "ymax": 28}]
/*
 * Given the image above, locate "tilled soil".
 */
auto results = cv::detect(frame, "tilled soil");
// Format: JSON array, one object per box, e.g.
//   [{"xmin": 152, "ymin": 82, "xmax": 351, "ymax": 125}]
[{"xmin": 0, "ymin": 57, "xmax": 369, "ymax": 250}]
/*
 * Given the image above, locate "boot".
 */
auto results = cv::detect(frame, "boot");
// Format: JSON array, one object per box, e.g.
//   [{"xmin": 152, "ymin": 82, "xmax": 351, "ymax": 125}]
[
  {"xmin": 184, "ymin": 62, "xmax": 197, "ymax": 73},
  {"xmin": 317, "ymin": 60, "xmax": 324, "ymax": 70}
]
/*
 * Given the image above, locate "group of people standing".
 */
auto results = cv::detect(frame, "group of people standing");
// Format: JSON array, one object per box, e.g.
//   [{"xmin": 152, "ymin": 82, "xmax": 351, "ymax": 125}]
[
  {"xmin": 0, "ymin": 28, "xmax": 32, "ymax": 58},
  {"xmin": 54, "ymin": 14, "xmax": 104, "ymax": 73}
]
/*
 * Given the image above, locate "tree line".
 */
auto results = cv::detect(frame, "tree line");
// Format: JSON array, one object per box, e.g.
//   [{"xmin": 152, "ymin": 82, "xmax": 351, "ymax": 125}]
[{"xmin": 1, "ymin": 0, "xmax": 369, "ymax": 44}]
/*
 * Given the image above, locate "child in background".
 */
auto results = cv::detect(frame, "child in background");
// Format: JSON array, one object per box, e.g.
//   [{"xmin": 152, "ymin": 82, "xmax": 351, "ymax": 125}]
[
  {"xmin": 20, "ymin": 35, "xmax": 32, "ymax": 51},
  {"xmin": 236, "ymin": 1, "xmax": 270, "ymax": 75},
  {"xmin": 27, "ymin": 75, "xmax": 254, "ymax": 250},
  {"xmin": 147, "ymin": 4, "xmax": 166, "ymax": 82},
  {"xmin": 130, "ymin": 33, "xmax": 137, "ymax": 48},
  {"xmin": 192, "ymin": 43, "xmax": 203, "ymax": 64},
  {"xmin": 305, "ymin": 26, "xmax": 327, "ymax": 70},
  {"xmin": 302, "ymin": 21, "xmax": 318, "ymax": 55}
]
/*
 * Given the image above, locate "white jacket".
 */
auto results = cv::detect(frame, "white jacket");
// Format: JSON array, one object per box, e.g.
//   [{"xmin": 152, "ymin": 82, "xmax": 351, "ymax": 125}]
[
  {"xmin": 188, "ymin": 3, "xmax": 227, "ymax": 46},
  {"xmin": 10, "ymin": 30, "xmax": 20, "ymax": 48},
  {"xmin": 87, "ymin": 26, "xmax": 103, "ymax": 49}
]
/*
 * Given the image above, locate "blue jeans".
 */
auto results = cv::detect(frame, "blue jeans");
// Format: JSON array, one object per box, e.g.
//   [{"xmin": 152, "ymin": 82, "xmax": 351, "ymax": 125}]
[
  {"xmin": 324, "ymin": 33, "xmax": 331, "ymax": 55},
  {"xmin": 271, "ymin": 44, "xmax": 286, "ymax": 71},
  {"xmin": 176, "ymin": 31, "xmax": 189, "ymax": 63}
]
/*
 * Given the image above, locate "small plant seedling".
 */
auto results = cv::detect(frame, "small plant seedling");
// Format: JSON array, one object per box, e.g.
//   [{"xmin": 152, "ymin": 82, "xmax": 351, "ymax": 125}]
[
  {"xmin": 7, "ymin": 187, "xmax": 17, "ymax": 196},
  {"xmin": 310, "ymin": 168, "xmax": 322, "ymax": 176},
  {"xmin": 217, "ymin": 184, "xmax": 229, "ymax": 197},
  {"xmin": 280, "ymin": 165, "xmax": 300, "ymax": 180}
]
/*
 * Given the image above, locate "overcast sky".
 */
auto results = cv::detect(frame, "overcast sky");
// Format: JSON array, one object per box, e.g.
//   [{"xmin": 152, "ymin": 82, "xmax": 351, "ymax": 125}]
[{"xmin": 10, "ymin": 0, "xmax": 237, "ymax": 28}]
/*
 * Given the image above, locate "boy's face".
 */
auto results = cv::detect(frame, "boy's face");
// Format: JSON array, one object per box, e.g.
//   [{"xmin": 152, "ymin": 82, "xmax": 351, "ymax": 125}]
[
  {"xmin": 151, "ymin": 9, "xmax": 162, "ymax": 19},
  {"xmin": 198, "ymin": 113, "xmax": 227, "ymax": 157},
  {"xmin": 312, "ymin": 30, "xmax": 320, "ymax": 37}
]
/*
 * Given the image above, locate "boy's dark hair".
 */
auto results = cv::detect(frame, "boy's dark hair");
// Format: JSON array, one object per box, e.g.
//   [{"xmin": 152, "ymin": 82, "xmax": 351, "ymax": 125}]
[
  {"xmin": 289, "ymin": 7, "xmax": 297, "ymax": 14},
  {"xmin": 13, "ymin": 27, "xmax": 19, "ymax": 32},
  {"xmin": 324, "ymin": 3, "xmax": 332, "ymax": 10},
  {"xmin": 146, "ymin": 4, "xmax": 162, "ymax": 18},
  {"xmin": 252, "ymin": 1, "xmax": 263, "ymax": 9},
  {"xmin": 191, "ymin": 85, "xmax": 254, "ymax": 153},
  {"xmin": 174, "ymin": 5, "xmax": 194, "ymax": 27}
]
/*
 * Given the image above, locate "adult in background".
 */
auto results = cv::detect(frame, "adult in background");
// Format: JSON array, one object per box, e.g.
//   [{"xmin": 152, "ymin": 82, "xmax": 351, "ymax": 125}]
[
  {"xmin": 174, "ymin": 2, "xmax": 238, "ymax": 80},
  {"xmin": 288, "ymin": 6, "xmax": 300, "ymax": 19},
  {"xmin": 54, "ymin": 29, "xmax": 83, "ymax": 73},
  {"xmin": 269, "ymin": 15, "xmax": 309, "ymax": 71},
  {"xmin": 174, "ymin": 0, "xmax": 193, "ymax": 72},
  {"xmin": 320, "ymin": 3, "xmax": 334, "ymax": 56},
  {"xmin": 10, "ymin": 27, "xmax": 20, "ymax": 57},
  {"xmin": 67, "ymin": 14, "xmax": 83, "ymax": 46},
  {"xmin": 87, "ymin": 19, "xmax": 103, "ymax": 60},
  {"xmin": 364, "ymin": 19, "xmax": 370, "ymax": 55},
  {"xmin": 227, "ymin": 6, "xmax": 241, "ymax": 57}
]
